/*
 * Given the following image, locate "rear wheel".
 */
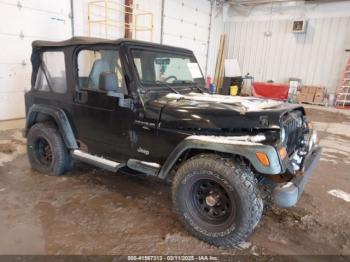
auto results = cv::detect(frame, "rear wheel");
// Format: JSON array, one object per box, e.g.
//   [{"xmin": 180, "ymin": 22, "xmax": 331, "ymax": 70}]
[
  {"xmin": 27, "ymin": 122, "xmax": 72, "ymax": 176},
  {"xmin": 172, "ymin": 154, "xmax": 263, "ymax": 247}
]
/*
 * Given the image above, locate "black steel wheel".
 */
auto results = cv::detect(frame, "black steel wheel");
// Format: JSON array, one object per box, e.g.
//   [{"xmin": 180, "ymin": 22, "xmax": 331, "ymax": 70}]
[
  {"xmin": 27, "ymin": 122, "xmax": 72, "ymax": 176},
  {"xmin": 190, "ymin": 179, "xmax": 235, "ymax": 225},
  {"xmin": 34, "ymin": 137, "xmax": 53, "ymax": 167},
  {"xmin": 172, "ymin": 154, "xmax": 263, "ymax": 247}
]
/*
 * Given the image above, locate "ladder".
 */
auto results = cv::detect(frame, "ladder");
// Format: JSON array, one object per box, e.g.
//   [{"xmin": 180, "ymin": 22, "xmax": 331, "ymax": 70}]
[{"xmin": 336, "ymin": 50, "xmax": 350, "ymax": 108}]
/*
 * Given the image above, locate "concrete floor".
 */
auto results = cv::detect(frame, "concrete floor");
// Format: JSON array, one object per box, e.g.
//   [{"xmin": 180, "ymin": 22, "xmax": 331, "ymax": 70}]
[{"xmin": 0, "ymin": 107, "xmax": 349, "ymax": 255}]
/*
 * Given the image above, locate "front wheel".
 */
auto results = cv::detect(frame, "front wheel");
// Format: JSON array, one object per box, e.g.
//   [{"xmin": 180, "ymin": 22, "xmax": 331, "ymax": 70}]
[{"xmin": 172, "ymin": 154, "xmax": 263, "ymax": 247}]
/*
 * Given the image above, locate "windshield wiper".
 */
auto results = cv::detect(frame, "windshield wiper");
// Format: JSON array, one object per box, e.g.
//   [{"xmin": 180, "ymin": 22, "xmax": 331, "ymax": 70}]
[
  {"xmin": 155, "ymin": 81, "xmax": 180, "ymax": 94},
  {"xmin": 176, "ymin": 80, "xmax": 208, "ymax": 93}
]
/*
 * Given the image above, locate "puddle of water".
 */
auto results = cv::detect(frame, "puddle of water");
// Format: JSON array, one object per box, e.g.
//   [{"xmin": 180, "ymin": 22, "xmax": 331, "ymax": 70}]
[{"xmin": 0, "ymin": 132, "xmax": 26, "ymax": 166}]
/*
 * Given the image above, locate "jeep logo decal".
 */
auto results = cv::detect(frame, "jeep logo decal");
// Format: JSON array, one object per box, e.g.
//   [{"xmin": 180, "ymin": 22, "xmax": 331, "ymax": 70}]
[{"xmin": 137, "ymin": 147, "xmax": 150, "ymax": 155}]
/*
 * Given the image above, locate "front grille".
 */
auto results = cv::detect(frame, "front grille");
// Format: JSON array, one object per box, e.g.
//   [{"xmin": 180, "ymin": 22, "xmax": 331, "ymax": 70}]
[{"xmin": 282, "ymin": 112, "xmax": 303, "ymax": 155}]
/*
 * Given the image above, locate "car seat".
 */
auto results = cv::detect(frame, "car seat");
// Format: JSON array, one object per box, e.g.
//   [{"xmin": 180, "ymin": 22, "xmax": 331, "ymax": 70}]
[{"xmin": 88, "ymin": 59, "xmax": 111, "ymax": 90}]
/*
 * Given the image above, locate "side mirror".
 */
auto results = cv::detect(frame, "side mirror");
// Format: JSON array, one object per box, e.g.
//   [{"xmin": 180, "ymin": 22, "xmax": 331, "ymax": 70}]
[
  {"xmin": 107, "ymin": 90, "xmax": 133, "ymax": 109},
  {"xmin": 99, "ymin": 72, "xmax": 132, "ymax": 109},
  {"xmin": 99, "ymin": 72, "xmax": 118, "ymax": 92}
]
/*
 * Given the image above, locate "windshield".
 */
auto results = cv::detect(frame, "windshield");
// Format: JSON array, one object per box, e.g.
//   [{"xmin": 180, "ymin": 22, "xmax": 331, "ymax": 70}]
[{"xmin": 131, "ymin": 49, "xmax": 205, "ymax": 86}]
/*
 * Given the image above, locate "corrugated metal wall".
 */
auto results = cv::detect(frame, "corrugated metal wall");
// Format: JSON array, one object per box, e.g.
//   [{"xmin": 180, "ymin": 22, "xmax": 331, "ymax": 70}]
[{"xmin": 224, "ymin": 16, "xmax": 350, "ymax": 93}]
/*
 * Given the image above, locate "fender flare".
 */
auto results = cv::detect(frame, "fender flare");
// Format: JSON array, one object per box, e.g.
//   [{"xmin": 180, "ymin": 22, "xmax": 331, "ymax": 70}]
[
  {"xmin": 24, "ymin": 104, "xmax": 78, "ymax": 149},
  {"xmin": 157, "ymin": 135, "xmax": 282, "ymax": 179}
]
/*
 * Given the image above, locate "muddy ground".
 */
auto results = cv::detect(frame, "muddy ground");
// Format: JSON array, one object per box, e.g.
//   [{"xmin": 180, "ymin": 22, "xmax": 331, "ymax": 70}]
[{"xmin": 0, "ymin": 107, "xmax": 349, "ymax": 256}]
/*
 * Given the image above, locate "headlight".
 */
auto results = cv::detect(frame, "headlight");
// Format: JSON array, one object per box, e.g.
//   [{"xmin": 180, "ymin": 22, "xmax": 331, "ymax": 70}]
[
  {"xmin": 297, "ymin": 117, "xmax": 303, "ymax": 127},
  {"xmin": 280, "ymin": 127, "xmax": 286, "ymax": 143},
  {"xmin": 308, "ymin": 130, "xmax": 318, "ymax": 151},
  {"xmin": 302, "ymin": 116, "xmax": 309, "ymax": 129}
]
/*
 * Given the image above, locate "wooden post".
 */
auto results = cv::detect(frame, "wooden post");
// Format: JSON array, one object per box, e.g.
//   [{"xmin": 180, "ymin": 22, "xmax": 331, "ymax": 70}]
[
  {"xmin": 213, "ymin": 34, "xmax": 227, "ymax": 93},
  {"xmin": 124, "ymin": 0, "xmax": 133, "ymax": 39}
]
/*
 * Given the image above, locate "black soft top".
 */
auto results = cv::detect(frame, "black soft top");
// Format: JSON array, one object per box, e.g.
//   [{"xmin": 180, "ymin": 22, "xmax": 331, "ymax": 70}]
[{"xmin": 32, "ymin": 36, "xmax": 192, "ymax": 53}]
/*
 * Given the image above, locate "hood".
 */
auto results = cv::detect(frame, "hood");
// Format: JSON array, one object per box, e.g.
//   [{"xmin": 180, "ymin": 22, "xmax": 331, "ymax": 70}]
[{"xmin": 145, "ymin": 92, "xmax": 304, "ymax": 131}]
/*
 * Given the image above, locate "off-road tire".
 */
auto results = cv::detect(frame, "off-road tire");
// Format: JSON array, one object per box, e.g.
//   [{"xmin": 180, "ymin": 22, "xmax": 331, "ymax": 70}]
[
  {"xmin": 172, "ymin": 154, "xmax": 263, "ymax": 247},
  {"xmin": 27, "ymin": 122, "xmax": 72, "ymax": 176}
]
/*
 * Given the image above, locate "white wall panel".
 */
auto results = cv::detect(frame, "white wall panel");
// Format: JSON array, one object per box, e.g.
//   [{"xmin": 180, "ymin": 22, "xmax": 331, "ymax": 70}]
[
  {"xmin": 0, "ymin": 92, "xmax": 26, "ymax": 121},
  {"xmin": 0, "ymin": 0, "xmax": 72, "ymax": 120},
  {"xmin": 134, "ymin": 0, "xmax": 162, "ymax": 42},
  {"xmin": 162, "ymin": 0, "xmax": 211, "ymax": 75},
  {"xmin": 0, "ymin": 59, "xmax": 32, "ymax": 93},
  {"xmin": 224, "ymin": 16, "xmax": 350, "ymax": 93}
]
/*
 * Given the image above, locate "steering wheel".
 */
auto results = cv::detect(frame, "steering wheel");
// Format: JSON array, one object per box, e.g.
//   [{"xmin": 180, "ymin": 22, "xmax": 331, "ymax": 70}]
[{"xmin": 163, "ymin": 75, "xmax": 177, "ymax": 83}]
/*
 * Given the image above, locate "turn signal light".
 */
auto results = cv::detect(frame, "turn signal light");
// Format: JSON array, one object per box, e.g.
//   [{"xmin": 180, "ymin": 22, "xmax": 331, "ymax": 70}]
[
  {"xmin": 279, "ymin": 147, "xmax": 287, "ymax": 159},
  {"xmin": 256, "ymin": 152, "xmax": 270, "ymax": 167},
  {"xmin": 308, "ymin": 122, "xmax": 313, "ymax": 129}
]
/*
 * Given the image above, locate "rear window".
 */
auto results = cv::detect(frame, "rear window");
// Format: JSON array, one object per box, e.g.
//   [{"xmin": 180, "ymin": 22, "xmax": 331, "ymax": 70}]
[{"xmin": 34, "ymin": 51, "xmax": 67, "ymax": 94}]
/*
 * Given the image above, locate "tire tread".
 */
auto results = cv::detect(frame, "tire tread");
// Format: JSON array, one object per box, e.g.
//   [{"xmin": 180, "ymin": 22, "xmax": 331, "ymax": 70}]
[
  {"xmin": 172, "ymin": 154, "xmax": 263, "ymax": 247},
  {"xmin": 27, "ymin": 122, "xmax": 72, "ymax": 176}
]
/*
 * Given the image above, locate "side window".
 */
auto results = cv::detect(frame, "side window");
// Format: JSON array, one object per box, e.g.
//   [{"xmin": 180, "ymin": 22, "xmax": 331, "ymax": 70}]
[
  {"xmin": 34, "ymin": 51, "xmax": 67, "ymax": 94},
  {"xmin": 77, "ymin": 49, "xmax": 126, "ymax": 94},
  {"xmin": 133, "ymin": 58, "xmax": 143, "ymax": 79}
]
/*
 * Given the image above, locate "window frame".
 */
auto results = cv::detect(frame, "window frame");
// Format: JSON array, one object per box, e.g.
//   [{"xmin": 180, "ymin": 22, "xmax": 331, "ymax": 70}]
[
  {"xmin": 74, "ymin": 45, "xmax": 126, "ymax": 94},
  {"xmin": 33, "ymin": 50, "xmax": 68, "ymax": 95}
]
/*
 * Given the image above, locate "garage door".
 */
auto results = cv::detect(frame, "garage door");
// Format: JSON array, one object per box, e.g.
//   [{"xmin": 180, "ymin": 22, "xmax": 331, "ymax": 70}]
[
  {"xmin": 0, "ymin": 0, "xmax": 72, "ymax": 120},
  {"xmin": 162, "ymin": 0, "xmax": 211, "ymax": 76}
]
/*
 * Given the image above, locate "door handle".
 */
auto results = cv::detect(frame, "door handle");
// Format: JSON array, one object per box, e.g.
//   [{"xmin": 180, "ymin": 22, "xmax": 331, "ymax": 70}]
[{"xmin": 74, "ymin": 90, "xmax": 88, "ymax": 103}]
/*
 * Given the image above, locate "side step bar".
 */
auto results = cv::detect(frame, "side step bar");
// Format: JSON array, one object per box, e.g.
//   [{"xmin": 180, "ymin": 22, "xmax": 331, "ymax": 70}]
[
  {"xmin": 72, "ymin": 150, "xmax": 124, "ymax": 172},
  {"xmin": 127, "ymin": 159, "xmax": 160, "ymax": 176}
]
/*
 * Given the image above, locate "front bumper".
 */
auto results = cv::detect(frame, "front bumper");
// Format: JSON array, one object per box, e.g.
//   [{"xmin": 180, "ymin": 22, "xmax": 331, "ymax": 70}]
[{"xmin": 273, "ymin": 146, "xmax": 322, "ymax": 208}]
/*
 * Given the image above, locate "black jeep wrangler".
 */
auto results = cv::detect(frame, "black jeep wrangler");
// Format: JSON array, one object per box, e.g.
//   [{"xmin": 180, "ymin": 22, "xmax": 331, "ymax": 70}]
[{"xmin": 24, "ymin": 37, "xmax": 321, "ymax": 247}]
